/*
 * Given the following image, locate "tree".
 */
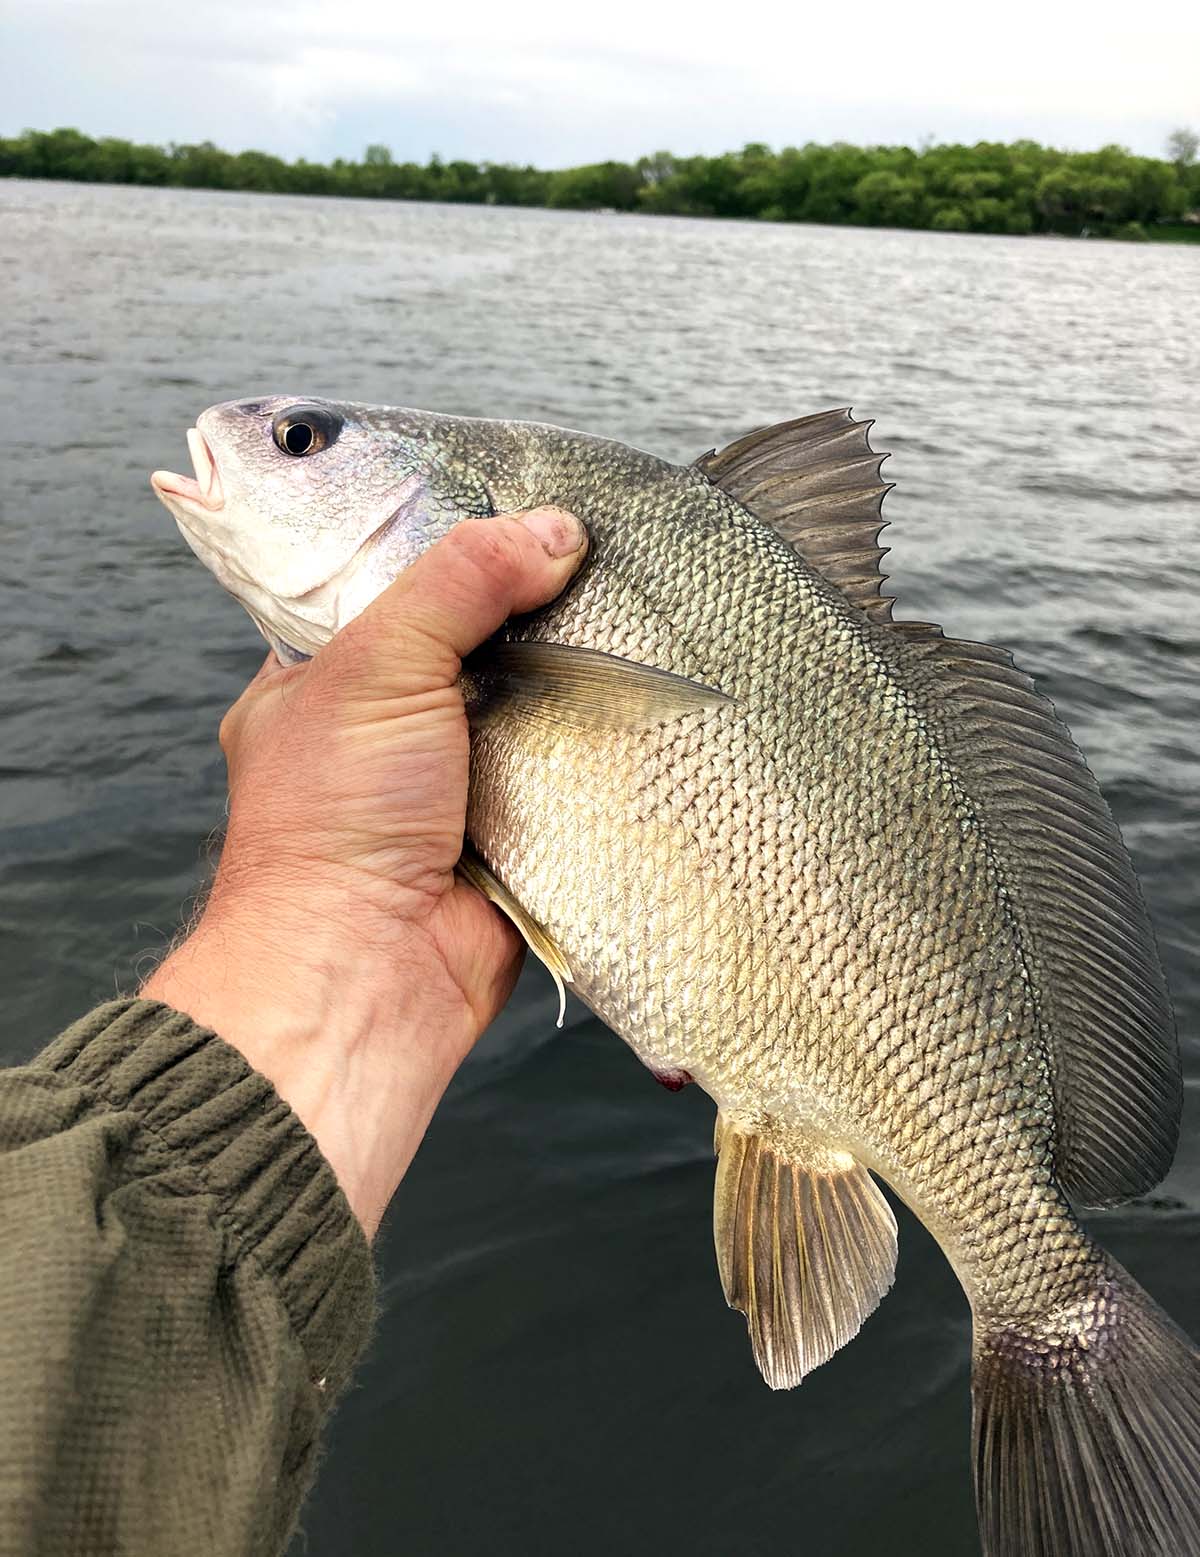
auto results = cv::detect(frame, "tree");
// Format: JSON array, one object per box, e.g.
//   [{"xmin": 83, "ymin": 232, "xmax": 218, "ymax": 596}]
[
  {"xmin": 231, "ymin": 149, "xmax": 289, "ymax": 192},
  {"xmin": 853, "ymin": 169, "xmax": 926, "ymax": 228},
  {"xmin": 3, "ymin": 127, "xmax": 1196, "ymax": 242},
  {"xmin": 930, "ymin": 204, "xmax": 969, "ymax": 231},
  {"xmin": 170, "ymin": 140, "xmax": 234, "ymax": 189},
  {"xmin": 636, "ymin": 151, "xmax": 676, "ymax": 187},
  {"xmin": 548, "ymin": 161, "xmax": 639, "ymax": 211}
]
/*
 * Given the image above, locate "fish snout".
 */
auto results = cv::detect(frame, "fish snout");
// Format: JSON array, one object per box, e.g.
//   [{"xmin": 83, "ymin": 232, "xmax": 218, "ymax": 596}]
[{"xmin": 150, "ymin": 427, "xmax": 224, "ymax": 512}]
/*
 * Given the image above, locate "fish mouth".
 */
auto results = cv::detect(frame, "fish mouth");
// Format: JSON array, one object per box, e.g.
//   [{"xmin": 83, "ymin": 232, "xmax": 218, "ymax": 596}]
[{"xmin": 151, "ymin": 428, "xmax": 224, "ymax": 511}]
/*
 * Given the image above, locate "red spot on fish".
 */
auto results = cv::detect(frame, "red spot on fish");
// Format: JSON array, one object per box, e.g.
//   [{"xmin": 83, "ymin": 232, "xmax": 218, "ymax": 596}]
[{"xmin": 651, "ymin": 1068, "xmax": 693, "ymax": 1092}]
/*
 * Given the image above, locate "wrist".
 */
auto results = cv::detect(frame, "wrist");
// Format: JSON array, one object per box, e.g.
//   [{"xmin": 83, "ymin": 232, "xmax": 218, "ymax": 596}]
[{"xmin": 142, "ymin": 882, "xmax": 474, "ymax": 1237}]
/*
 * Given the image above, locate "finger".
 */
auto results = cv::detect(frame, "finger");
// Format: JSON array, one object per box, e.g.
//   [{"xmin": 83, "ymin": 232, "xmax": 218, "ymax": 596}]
[{"xmin": 321, "ymin": 508, "xmax": 587, "ymax": 695}]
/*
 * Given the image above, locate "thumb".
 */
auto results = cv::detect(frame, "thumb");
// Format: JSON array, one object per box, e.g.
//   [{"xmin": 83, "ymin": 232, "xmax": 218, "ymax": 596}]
[{"xmin": 317, "ymin": 508, "xmax": 588, "ymax": 697}]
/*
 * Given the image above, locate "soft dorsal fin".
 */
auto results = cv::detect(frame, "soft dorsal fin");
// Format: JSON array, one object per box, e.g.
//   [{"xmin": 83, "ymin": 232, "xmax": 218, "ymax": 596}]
[
  {"xmin": 695, "ymin": 408, "xmax": 895, "ymax": 621},
  {"xmin": 701, "ymin": 409, "xmax": 1180, "ymax": 1207},
  {"xmin": 898, "ymin": 629, "xmax": 1180, "ymax": 1206}
]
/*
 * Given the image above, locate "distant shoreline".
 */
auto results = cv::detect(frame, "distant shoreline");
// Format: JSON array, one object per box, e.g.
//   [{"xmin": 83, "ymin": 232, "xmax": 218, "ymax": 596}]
[{"xmin": 5, "ymin": 127, "xmax": 1199, "ymax": 245}]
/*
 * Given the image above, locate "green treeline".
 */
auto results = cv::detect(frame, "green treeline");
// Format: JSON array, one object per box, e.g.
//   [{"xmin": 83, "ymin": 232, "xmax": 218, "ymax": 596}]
[{"xmin": 5, "ymin": 126, "xmax": 1200, "ymax": 241}]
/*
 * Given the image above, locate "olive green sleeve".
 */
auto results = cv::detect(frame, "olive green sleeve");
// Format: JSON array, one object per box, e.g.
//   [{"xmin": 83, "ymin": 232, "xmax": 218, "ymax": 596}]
[{"xmin": 0, "ymin": 998, "xmax": 376, "ymax": 1557}]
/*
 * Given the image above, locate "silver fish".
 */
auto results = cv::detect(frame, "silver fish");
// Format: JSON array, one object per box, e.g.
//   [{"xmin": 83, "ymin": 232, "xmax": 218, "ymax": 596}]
[{"xmin": 153, "ymin": 396, "xmax": 1198, "ymax": 1555}]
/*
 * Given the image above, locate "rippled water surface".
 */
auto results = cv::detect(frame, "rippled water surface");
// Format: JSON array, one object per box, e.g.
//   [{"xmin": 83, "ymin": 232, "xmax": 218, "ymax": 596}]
[{"xmin": 2, "ymin": 180, "xmax": 1198, "ymax": 1555}]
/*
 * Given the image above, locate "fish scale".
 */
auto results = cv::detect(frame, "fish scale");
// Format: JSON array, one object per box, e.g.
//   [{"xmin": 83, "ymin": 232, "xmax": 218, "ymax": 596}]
[
  {"xmin": 466, "ymin": 439, "xmax": 1061, "ymax": 1284},
  {"xmin": 155, "ymin": 393, "xmax": 1198, "ymax": 1555}
]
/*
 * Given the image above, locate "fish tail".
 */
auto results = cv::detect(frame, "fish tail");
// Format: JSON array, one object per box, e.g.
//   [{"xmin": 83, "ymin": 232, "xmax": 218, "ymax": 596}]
[{"xmin": 971, "ymin": 1248, "xmax": 1200, "ymax": 1556}]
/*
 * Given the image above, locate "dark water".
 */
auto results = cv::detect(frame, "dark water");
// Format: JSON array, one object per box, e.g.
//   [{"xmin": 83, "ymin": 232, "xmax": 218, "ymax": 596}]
[{"xmin": 2, "ymin": 179, "xmax": 1198, "ymax": 1555}]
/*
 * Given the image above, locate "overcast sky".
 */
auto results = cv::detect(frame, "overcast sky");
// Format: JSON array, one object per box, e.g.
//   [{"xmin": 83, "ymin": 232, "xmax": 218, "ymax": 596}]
[{"xmin": 3, "ymin": 0, "xmax": 1197, "ymax": 165}]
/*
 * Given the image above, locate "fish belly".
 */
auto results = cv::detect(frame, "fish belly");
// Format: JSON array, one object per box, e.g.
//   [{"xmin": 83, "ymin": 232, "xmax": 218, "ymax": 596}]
[{"xmin": 466, "ymin": 675, "xmax": 1070, "ymax": 1329}]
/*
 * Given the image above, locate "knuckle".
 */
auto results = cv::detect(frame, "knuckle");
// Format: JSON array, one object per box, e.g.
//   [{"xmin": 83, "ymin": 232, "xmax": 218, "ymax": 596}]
[{"xmin": 217, "ymin": 707, "xmax": 239, "ymax": 754}]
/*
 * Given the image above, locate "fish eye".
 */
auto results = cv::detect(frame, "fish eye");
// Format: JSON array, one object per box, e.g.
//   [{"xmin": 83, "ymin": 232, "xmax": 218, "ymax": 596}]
[{"xmin": 271, "ymin": 404, "xmax": 342, "ymax": 458}]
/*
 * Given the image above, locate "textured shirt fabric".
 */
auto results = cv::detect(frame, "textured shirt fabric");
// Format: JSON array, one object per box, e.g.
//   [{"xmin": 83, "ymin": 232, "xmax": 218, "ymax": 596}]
[{"xmin": 0, "ymin": 998, "xmax": 376, "ymax": 1556}]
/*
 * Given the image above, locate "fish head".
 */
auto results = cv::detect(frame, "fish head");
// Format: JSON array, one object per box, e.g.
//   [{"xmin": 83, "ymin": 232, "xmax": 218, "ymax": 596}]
[{"xmin": 151, "ymin": 395, "xmax": 489, "ymax": 661}]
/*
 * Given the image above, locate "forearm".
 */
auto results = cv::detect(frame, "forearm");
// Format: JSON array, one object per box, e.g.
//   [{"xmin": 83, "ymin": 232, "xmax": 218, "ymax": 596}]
[
  {"xmin": 0, "ymin": 999, "xmax": 374, "ymax": 1557},
  {"xmin": 141, "ymin": 875, "xmax": 486, "ymax": 1240}
]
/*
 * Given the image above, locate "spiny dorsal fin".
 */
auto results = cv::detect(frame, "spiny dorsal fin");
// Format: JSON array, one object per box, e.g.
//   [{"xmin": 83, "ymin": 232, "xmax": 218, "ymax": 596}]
[
  {"xmin": 696, "ymin": 409, "xmax": 895, "ymax": 622},
  {"xmin": 713, "ymin": 1114, "xmax": 897, "ymax": 1389},
  {"xmin": 901, "ymin": 629, "xmax": 1180, "ymax": 1207}
]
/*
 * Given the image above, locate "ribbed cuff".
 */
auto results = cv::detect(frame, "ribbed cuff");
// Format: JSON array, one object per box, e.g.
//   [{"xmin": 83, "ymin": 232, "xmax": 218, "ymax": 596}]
[{"xmin": 33, "ymin": 997, "xmax": 376, "ymax": 1399}]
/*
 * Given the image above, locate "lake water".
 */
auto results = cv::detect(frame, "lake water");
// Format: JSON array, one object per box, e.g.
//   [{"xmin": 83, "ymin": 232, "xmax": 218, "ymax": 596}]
[{"xmin": 1, "ymin": 178, "xmax": 1198, "ymax": 1555}]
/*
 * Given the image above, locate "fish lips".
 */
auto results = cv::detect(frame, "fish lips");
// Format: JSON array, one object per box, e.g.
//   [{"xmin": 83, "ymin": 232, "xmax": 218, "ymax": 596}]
[{"xmin": 151, "ymin": 428, "xmax": 224, "ymax": 512}]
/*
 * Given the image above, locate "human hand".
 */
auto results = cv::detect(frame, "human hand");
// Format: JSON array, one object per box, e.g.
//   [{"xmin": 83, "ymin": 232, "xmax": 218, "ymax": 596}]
[{"xmin": 142, "ymin": 507, "xmax": 588, "ymax": 1237}]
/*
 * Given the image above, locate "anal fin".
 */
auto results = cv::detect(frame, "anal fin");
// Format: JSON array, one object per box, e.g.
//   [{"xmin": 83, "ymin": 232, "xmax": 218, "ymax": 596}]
[
  {"xmin": 457, "ymin": 845, "xmax": 573, "ymax": 1026},
  {"xmin": 713, "ymin": 1114, "xmax": 898, "ymax": 1389}
]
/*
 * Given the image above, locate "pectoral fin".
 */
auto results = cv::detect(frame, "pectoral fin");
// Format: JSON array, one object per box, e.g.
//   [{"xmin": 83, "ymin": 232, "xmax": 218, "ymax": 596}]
[
  {"xmin": 463, "ymin": 641, "xmax": 730, "ymax": 733},
  {"xmin": 713, "ymin": 1114, "xmax": 898, "ymax": 1389},
  {"xmin": 456, "ymin": 845, "xmax": 573, "ymax": 1026}
]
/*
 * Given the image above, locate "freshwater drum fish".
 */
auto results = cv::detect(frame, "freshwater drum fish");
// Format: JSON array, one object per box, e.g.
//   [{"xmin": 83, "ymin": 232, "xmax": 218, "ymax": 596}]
[{"xmin": 153, "ymin": 397, "xmax": 1199, "ymax": 1556}]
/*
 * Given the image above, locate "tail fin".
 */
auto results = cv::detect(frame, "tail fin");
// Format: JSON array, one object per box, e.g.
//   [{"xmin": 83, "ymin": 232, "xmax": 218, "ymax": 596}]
[{"xmin": 972, "ymin": 1251, "xmax": 1200, "ymax": 1556}]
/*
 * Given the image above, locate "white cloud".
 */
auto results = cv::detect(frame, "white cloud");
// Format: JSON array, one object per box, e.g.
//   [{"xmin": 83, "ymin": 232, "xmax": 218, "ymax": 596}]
[{"xmin": 3, "ymin": 0, "xmax": 1197, "ymax": 162}]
